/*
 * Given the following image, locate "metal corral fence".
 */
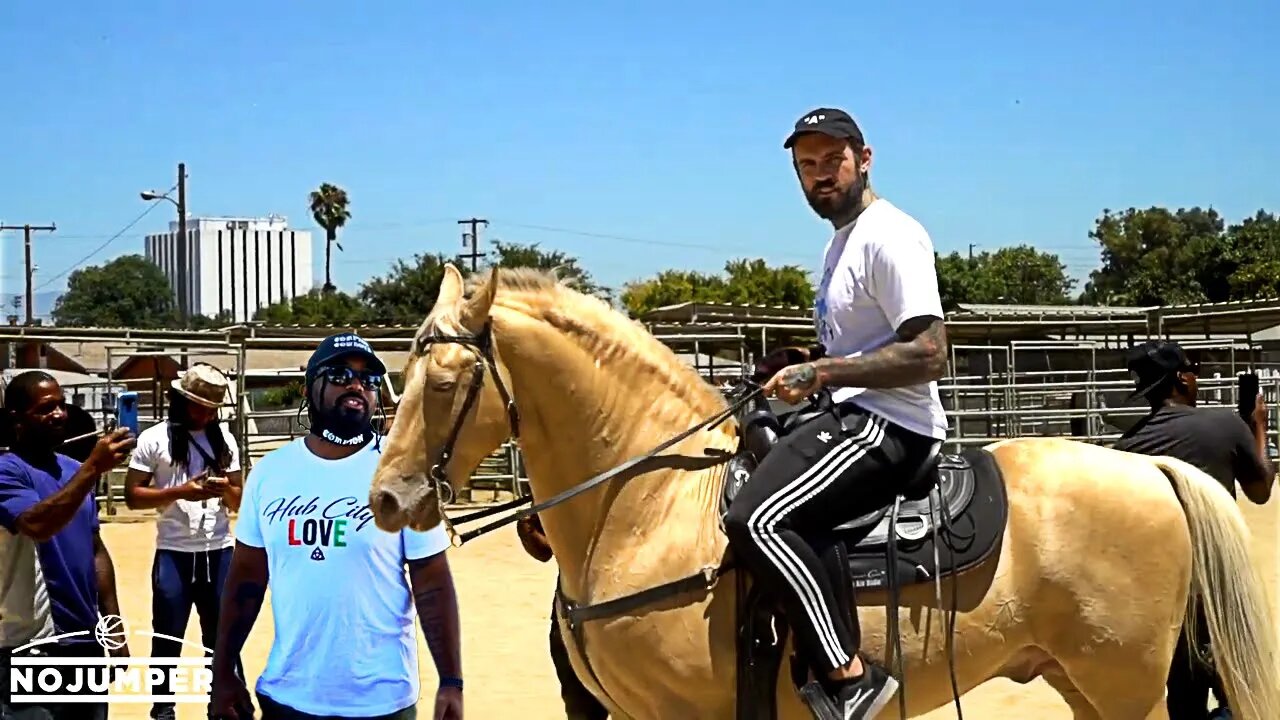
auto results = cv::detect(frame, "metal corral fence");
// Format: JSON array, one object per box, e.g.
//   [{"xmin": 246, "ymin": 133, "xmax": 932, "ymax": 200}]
[
  {"xmin": 4, "ymin": 324, "xmax": 1277, "ymax": 514},
  {"xmin": 48, "ymin": 332, "xmax": 529, "ymax": 514},
  {"xmin": 942, "ymin": 338, "xmax": 1280, "ymax": 454}
]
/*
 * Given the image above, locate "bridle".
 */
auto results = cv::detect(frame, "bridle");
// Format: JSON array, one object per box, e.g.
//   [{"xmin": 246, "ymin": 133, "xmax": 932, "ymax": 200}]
[
  {"xmin": 410, "ymin": 317, "xmax": 763, "ymax": 549},
  {"xmin": 414, "ymin": 320, "xmax": 520, "ymax": 513}
]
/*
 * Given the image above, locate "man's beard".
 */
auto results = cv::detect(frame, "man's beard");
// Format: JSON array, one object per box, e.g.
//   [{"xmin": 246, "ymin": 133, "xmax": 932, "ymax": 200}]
[
  {"xmin": 310, "ymin": 388, "xmax": 374, "ymax": 446},
  {"xmin": 805, "ymin": 173, "xmax": 866, "ymax": 223}
]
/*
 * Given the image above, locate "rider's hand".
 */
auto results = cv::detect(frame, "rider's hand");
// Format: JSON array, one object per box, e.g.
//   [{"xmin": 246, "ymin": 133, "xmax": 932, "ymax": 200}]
[
  {"xmin": 1252, "ymin": 393, "xmax": 1268, "ymax": 429},
  {"xmin": 87, "ymin": 429, "xmax": 136, "ymax": 475},
  {"xmin": 765, "ymin": 363, "xmax": 823, "ymax": 405}
]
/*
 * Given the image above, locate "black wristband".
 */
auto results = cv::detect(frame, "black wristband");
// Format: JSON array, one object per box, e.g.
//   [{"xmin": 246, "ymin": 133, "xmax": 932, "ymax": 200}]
[{"xmin": 440, "ymin": 676, "xmax": 463, "ymax": 691}]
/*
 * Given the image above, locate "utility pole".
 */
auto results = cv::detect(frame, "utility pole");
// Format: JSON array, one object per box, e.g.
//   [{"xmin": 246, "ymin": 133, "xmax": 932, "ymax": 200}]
[
  {"xmin": 0, "ymin": 223, "xmax": 56, "ymax": 325},
  {"xmin": 457, "ymin": 217, "xmax": 488, "ymax": 272},
  {"xmin": 176, "ymin": 162, "xmax": 188, "ymax": 324}
]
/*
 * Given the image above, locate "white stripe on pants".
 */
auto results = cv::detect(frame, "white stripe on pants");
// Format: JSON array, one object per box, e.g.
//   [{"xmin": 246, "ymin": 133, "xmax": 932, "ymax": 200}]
[{"xmin": 744, "ymin": 415, "xmax": 886, "ymax": 671}]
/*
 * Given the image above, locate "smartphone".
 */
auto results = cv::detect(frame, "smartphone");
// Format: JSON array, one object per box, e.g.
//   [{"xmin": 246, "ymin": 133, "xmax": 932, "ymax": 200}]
[
  {"xmin": 1237, "ymin": 372, "xmax": 1259, "ymax": 425},
  {"xmin": 116, "ymin": 392, "xmax": 139, "ymax": 436}
]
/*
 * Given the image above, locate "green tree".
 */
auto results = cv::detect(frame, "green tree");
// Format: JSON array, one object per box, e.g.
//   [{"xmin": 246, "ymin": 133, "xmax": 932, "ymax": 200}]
[
  {"xmin": 620, "ymin": 259, "xmax": 814, "ymax": 317},
  {"xmin": 719, "ymin": 259, "xmax": 815, "ymax": 308},
  {"xmin": 187, "ymin": 310, "xmax": 235, "ymax": 330},
  {"xmin": 309, "ymin": 183, "xmax": 351, "ymax": 293},
  {"xmin": 1081, "ymin": 207, "xmax": 1231, "ymax": 306},
  {"xmin": 935, "ymin": 245, "xmax": 1075, "ymax": 306},
  {"xmin": 489, "ymin": 240, "xmax": 604, "ymax": 296},
  {"xmin": 358, "ymin": 252, "xmax": 458, "ymax": 325},
  {"xmin": 620, "ymin": 269, "xmax": 726, "ymax": 317},
  {"xmin": 254, "ymin": 288, "xmax": 369, "ymax": 325},
  {"xmin": 1223, "ymin": 211, "xmax": 1280, "ymax": 299},
  {"xmin": 934, "ymin": 252, "xmax": 977, "ymax": 310},
  {"xmin": 51, "ymin": 255, "xmax": 179, "ymax": 328},
  {"xmin": 356, "ymin": 242, "xmax": 604, "ymax": 324}
]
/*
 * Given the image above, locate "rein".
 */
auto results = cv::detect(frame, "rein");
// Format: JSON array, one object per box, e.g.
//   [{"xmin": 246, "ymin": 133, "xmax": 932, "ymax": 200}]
[
  {"xmin": 411, "ymin": 326, "xmax": 966, "ymax": 717},
  {"xmin": 414, "ymin": 321, "xmax": 765, "ymax": 550}
]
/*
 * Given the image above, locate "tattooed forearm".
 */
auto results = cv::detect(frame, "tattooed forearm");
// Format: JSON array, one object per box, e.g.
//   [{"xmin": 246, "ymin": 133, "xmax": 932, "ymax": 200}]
[
  {"xmin": 813, "ymin": 317, "xmax": 948, "ymax": 389},
  {"xmin": 409, "ymin": 555, "xmax": 462, "ymax": 681}
]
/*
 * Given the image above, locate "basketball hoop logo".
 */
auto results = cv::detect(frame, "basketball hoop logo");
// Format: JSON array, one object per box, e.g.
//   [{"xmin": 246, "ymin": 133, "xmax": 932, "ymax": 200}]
[
  {"xmin": 93, "ymin": 614, "xmax": 129, "ymax": 651},
  {"xmin": 7, "ymin": 613, "xmax": 214, "ymax": 705}
]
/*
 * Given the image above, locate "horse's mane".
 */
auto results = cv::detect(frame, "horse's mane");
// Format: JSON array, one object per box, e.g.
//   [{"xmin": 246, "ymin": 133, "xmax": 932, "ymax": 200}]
[{"xmin": 422, "ymin": 266, "xmax": 729, "ymax": 419}]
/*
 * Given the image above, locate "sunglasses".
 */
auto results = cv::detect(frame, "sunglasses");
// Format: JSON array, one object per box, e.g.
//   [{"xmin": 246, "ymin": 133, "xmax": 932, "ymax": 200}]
[{"xmin": 319, "ymin": 366, "xmax": 384, "ymax": 390}]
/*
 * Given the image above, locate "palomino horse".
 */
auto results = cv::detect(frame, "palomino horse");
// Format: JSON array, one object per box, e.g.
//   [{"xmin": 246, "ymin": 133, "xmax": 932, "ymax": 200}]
[{"xmin": 369, "ymin": 264, "xmax": 1279, "ymax": 720}]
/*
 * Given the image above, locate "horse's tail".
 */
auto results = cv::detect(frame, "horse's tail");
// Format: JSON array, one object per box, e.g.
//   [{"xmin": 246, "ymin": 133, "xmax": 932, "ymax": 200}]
[{"xmin": 1151, "ymin": 455, "xmax": 1280, "ymax": 720}]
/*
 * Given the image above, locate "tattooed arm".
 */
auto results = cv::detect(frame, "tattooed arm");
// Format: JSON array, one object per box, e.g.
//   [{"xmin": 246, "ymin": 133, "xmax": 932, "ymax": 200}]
[
  {"xmin": 409, "ymin": 552, "xmax": 463, "ymax": 683},
  {"xmin": 811, "ymin": 316, "xmax": 949, "ymax": 388},
  {"xmin": 775, "ymin": 231, "xmax": 949, "ymax": 397}
]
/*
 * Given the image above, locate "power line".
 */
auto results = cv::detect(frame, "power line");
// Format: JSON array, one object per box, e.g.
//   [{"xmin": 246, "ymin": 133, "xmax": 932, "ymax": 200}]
[{"xmin": 33, "ymin": 196, "xmax": 170, "ymax": 291}]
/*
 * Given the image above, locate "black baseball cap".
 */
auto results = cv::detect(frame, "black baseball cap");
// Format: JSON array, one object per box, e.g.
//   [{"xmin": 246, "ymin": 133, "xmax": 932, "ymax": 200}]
[
  {"xmin": 783, "ymin": 107, "xmax": 866, "ymax": 150},
  {"xmin": 306, "ymin": 332, "xmax": 387, "ymax": 381},
  {"xmin": 1125, "ymin": 340, "xmax": 1198, "ymax": 400}
]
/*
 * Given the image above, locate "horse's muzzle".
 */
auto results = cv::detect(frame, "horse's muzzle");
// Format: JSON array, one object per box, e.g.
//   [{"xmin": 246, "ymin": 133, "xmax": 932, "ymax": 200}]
[{"xmin": 370, "ymin": 476, "xmax": 438, "ymax": 532}]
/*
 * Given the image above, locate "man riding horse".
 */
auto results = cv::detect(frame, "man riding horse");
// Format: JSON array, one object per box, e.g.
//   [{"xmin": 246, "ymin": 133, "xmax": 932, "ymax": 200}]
[{"xmin": 723, "ymin": 107, "xmax": 949, "ymax": 720}]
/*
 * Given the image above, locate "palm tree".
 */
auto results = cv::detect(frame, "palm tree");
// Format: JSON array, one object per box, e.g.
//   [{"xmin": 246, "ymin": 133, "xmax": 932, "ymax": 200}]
[{"xmin": 309, "ymin": 183, "xmax": 351, "ymax": 292}]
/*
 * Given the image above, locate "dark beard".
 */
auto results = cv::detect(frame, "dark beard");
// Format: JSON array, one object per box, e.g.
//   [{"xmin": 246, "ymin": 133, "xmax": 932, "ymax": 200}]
[
  {"xmin": 805, "ymin": 172, "xmax": 866, "ymax": 225},
  {"xmin": 309, "ymin": 386, "xmax": 374, "ymax": 446}
]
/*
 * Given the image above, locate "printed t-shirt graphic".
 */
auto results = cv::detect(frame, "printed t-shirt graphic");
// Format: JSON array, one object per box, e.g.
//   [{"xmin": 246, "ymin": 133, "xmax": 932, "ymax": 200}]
[{"xmin": 234, "ymin": 437, "xmax": 449, "ymax": 717}]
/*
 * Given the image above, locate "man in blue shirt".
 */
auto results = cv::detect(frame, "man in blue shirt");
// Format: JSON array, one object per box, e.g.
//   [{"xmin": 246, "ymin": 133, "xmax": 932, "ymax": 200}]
[
  {"xmin": 0, "ymin": 370, "xmax": 136, "ymax": 720},
  {"xmin": 212, "ymin": 333, "xmax": 462, "ymax": 720}
]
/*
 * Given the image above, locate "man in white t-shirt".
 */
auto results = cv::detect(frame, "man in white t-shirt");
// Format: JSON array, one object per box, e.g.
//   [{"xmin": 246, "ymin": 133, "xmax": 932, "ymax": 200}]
[
  {"xmin": 210, "ymin": 333, "xmax": 462, "ymax": 720},
  {"xmin": 724, "ymin": 107, "xmax": 950, "ymax": 720},
  {"xmin": 124, "ymin": 362, "xmax": 243, "ymax": 720}
]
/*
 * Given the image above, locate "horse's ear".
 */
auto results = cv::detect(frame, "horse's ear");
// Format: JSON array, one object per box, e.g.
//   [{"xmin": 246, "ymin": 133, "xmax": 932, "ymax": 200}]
[
  {"xmin": 460, "ymin": 267, "xmax": 499, "ymax": 332},
  {"xmin": 433, "ymin": 263, "xmax": 465, "ymax": 313}
]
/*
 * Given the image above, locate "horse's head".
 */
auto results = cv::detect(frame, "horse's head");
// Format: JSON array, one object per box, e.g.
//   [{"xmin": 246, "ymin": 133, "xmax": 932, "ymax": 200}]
[{"xmin": 370, "ymin": 263, "xmax": 519, "ymax": 533}]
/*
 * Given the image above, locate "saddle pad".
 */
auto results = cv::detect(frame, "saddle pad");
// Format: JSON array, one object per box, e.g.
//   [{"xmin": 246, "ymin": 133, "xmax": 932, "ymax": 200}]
[
  {"xmin": 833, "ymin": 453, "xmax": 977, "ymax": 546},
  {"xmin": 846, "ymin": 448, "xmax": 1008, "ymax": 593}
]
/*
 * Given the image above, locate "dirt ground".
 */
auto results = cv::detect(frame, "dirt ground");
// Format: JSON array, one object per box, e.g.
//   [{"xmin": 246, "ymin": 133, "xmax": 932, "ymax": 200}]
[{"xmin": 98, "ymin": 493, "xmax": 1278, "ymax": 720}]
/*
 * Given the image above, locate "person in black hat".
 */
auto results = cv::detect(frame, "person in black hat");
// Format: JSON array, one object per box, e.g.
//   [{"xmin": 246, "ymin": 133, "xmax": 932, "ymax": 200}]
[
  {"xmin": 1113, "ymin": 339, "xmax": 1274, "ymax": 720},
  {"xmin": 724, "ymin": 107, "xmax": 950, "ymax": 719},
  {"xmin": 211, "ymin": 332, "xmax": 463, "ymax": 720}
]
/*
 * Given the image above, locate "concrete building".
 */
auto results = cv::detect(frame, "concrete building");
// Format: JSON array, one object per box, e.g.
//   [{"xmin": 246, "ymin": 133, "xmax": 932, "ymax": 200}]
[{"xmin": 144, "ymin": 215, "xmax": 314, "ymax": 323}]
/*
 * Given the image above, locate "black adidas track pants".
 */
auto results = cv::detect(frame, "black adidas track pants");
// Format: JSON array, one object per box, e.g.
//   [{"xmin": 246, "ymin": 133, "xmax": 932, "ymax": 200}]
[{"xmin": 724, "ymin": 401, "xmax": 935, "ymax": 676}]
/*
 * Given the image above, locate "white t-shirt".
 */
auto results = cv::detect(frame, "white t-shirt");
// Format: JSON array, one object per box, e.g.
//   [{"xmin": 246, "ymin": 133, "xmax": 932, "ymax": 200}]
[
  {"xmin": 235, "ymin": 437, "xmax": 451, "ymax": 716},
  {"xmin": 128, "ymin": 422, "xmax": 241, "ymax": 553},
  {"xmin": 814, "ymin": 198, "xmax": 949, "ymax": 440}
]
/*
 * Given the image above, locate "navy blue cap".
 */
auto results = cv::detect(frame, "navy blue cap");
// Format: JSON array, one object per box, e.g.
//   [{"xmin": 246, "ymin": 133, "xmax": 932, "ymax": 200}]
[
  {"xmin": 783, "ymin": 107, "xmax": 866, "ymax": 150},
  {"xmin": 306, "ymin": 332, "xmax": 387, "ymax": 380}
]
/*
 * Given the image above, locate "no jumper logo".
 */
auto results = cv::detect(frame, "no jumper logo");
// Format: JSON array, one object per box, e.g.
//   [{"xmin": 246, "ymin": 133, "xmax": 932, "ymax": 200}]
[{"xmin": 7, "ymin": 614, "xmax": 212, "ymax": 704}]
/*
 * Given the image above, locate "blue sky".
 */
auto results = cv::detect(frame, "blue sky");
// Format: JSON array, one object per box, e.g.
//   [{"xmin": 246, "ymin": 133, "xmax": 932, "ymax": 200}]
[{"xmin": 1, "ymin": 1, "xmax": 1276, "ymax": 317}]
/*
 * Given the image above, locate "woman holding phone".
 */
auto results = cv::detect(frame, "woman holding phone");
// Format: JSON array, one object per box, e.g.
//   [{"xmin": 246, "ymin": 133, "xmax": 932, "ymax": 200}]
[{"xmin": 123, "ymin": 363, "xmax": 244, "ymax": 720}]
